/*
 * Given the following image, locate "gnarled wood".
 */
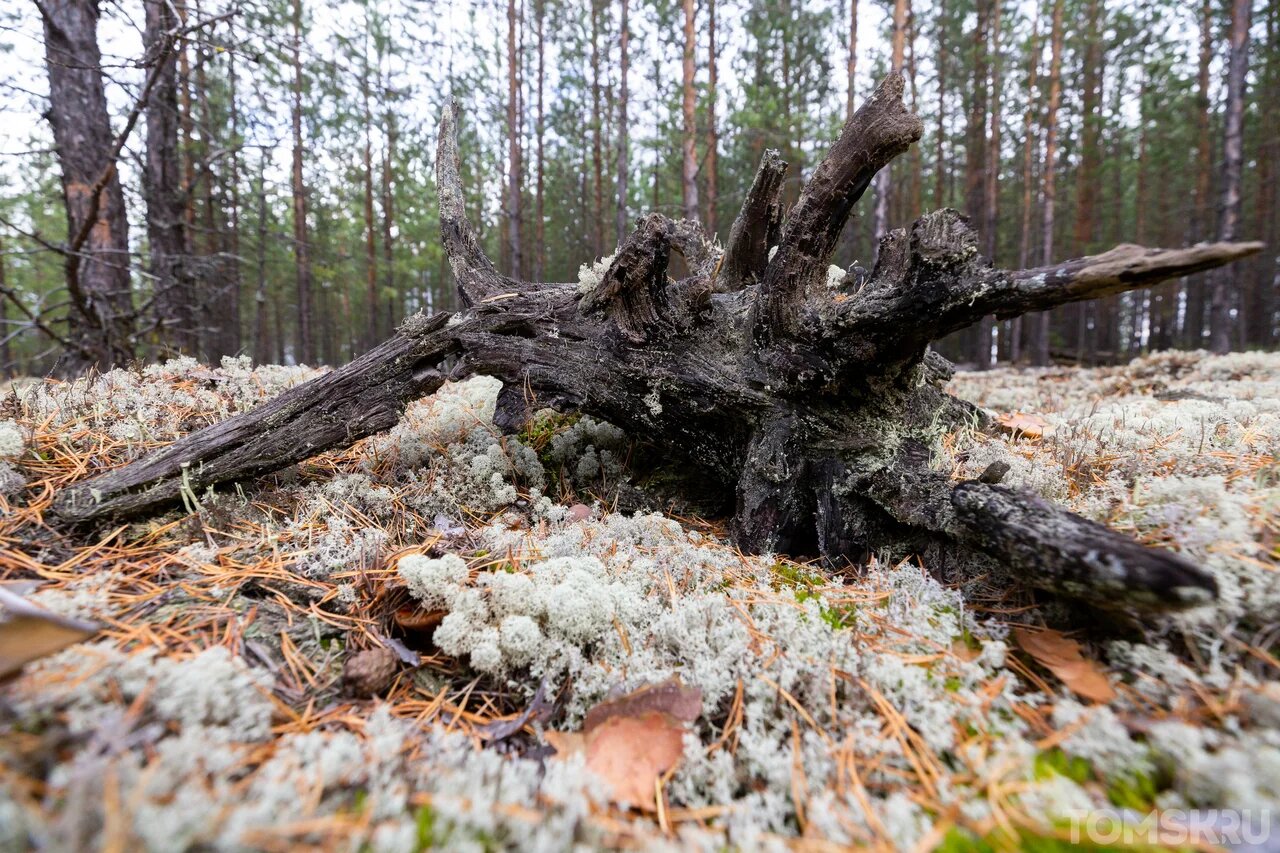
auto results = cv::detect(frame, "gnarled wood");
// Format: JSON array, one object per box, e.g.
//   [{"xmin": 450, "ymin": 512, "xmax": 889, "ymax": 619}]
[
  {"xmin": 437, "ymin": 102, "xmax": 516, "ymax": 307},
  {"xmin": 52, "ymin": 74, "xmax": 1263, "ymax": 615},
  {"xmin": 718, "ymin": 149, "xmax": 787, "ymax": 293}
]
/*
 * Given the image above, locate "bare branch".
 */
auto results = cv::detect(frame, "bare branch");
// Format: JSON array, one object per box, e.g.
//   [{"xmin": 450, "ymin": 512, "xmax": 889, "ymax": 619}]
[
  {"xmin": 754, "ymin": 73, "xmax": 922, "ymax": 342},
  {"xmin": 718, "ymin": 149, "xmax": 787, "ymax": 293},
  {"xmin": 436, "ymin": 101, "xmax": 515, "ymax": 307}
]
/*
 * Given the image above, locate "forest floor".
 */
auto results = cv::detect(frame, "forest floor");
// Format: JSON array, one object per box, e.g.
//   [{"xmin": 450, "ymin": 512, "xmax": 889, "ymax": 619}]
[{"xmin": 0, "ymin": 350, "xmax": 1278, "ymax": 851}]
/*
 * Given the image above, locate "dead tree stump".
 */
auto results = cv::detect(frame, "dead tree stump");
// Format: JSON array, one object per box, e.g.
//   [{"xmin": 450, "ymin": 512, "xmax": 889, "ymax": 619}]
[{"xmin": 53, "ymin": 75, "xmax": 1262, "ymax": 613}]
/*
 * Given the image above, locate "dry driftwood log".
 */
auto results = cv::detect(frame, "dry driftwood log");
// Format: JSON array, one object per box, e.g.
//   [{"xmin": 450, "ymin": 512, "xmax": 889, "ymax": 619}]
[{"xmin": 54, "ymin": 75, "xmax": 1262, "ymax": 612}]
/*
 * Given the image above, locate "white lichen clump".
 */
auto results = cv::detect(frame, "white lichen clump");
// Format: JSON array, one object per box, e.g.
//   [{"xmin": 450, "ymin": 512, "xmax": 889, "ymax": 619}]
[
  {"xmin": 825, "ymin": 263, "xmax": 847, "ymax": 289},
  {"xmin": 576, "ymin": 252, "xmax": 616, "ymax": 294},
  {"xmin": 0, "ymin": 420, "xmax": 24, "ymax": 458},
  {"xmin": 392, "ymin": 508, "xmax": 1026, "ymax": 845},
  {"xmin": 11, "ymin": 356, "xmax": 316, "ymax": 457},
  {"xmin": 398, "ymin": 553, "xmax": 469, "ymax": 609}
]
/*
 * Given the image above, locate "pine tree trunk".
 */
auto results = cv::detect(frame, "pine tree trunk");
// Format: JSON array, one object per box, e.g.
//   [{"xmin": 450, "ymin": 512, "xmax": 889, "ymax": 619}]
[
  {"xmin": 1185, "ymin": 0, "xmax": 1213, "ymax": 349},
  {"xmin": 873, "ymin": 0, "xmax": 908, "ymax": 244},
  {"xmin": 1252, "ymin": 3, "xmax": 1278, "ymax": 348},
  {"xmin": 253, "ymin": 153, "xmax": 270, "ymax": 363},
  {"xmin": 933, "ymin": 0, "xmax": 946, "ymax": 210},
  {"xmin": 906, "ymin": 8, "xmax": 922, "ymax": 220},
  {"xmin": 1072, "ymin": 0, "xmax": 1104, "ymax": 365},
  {"xmin": 964, "ymin": 0, "xmax": 990, "ymax": 367},
  {"xmin": 977, "ymin": 0, "xmax": 1002, "ymax": 367},
  {"xmin": 507, "ymin": 0, "xmax": 524, "ymax": 281},
  {"xmin": 1134, "ymin": 16, "xmax": 1151, "ymax": 354},
  {"xmin": 1013, "ymin": 6, "xmax": 1040, "ymax": 364},
  {"xmin": 193, "ymin": 9, "xmax": 226, "ymax": 361},
  {"xmin": 37, "ymin": 0, "xmax": 136, "ymax": 371},
  {"xmin": 142, "ymin": 0, "xmax": 193, "ymax": 356},
  {"xmin": 225, "ymin": 21, "xmax": 243, "ymax": 357},
  {"xmin": 363, "ymin": 21, "xmax": 380, "ymax": 351},
  {"xmin": 289, "ymin": 0, "xmax": 314, "ymax": 364},
  {"xmin": 1209, "ymin": 0, "xmax": 1252, "ymax": 354},
  {"xmin": 681, "ymin": 0, "xmax": 699, "ymax": 222},
  {"xmin": 381, "ymin": 84, "xmax": 398, "ymax": 332},
  {"xmin": 705, "ymin": 0, "xmax": 719, "ymax": 237},
  {"xmin": 1033, "ymin": 0, "xmax": 1064, "ymax": 366},
  {"xmin": 0, "ymin": 237, "xmax": 9, "ymax": 375},
  {"xmin": 590, "ymin": 0, "xmax": 605, "ymax": 258},
  {"xmin": 847, "ymin": 0, "xmax": 858, "ymax": 122},
  {"xmin": 534, "ymin": 0, "xmax": 546, "ymax": 283},
  {"xmin": 616, "ymin": 0, "xmax": 630, "ymax": 245}
]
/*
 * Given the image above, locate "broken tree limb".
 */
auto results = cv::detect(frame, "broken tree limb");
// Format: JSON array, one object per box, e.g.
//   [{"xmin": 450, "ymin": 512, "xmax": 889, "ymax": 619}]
[
  {"xmin": 51, "ymin": 73, "xmax": 1263, "ymax": 614},
  {"xmin": 437, "ymin": 101, "xmax": 517, "ymax": 307},
  {"xmin": 754, "ymin": 72, "xmax": 922, "ymax": 343},
  {"xmin": 718, "ymin": 149, "xmax": 787, "ymax": 293},
  {"xmin": 55, "ymin": 314, "xmax": 457, "ymax": 521}
]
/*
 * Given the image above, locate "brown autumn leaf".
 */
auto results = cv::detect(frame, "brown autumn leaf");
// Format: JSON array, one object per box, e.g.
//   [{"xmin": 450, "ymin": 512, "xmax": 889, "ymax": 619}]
[
  {"xmin": 1012, "ymin": 626, "xmax": 1116, "ymax": 703},
  {"xmin": 546, "ymin": 676, "xmax": 702, "ymax": 811},
  {"xmin": 997, "ymin": 411, "xmax": 1053, "ymax": 439},
  {"xmin": 584, "ymin": 711, "xmax": 686, "ymax": 809},
  {"xmin": 584, "ymin": 677, "xmax": 702, "ymax": 731},
  {"xmin": 0, "ymin": 584, "xmax": 100, "ymax": 681}
]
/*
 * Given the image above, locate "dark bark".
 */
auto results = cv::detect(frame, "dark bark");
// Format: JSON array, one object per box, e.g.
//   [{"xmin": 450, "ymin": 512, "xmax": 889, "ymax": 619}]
[
  {"xmin": 616, "ymin": 0, "xmax": 630, "ymax": 246},
  {"xmin": 1033, "ymin": 0, "xmax": 1064, "ymax": 366},
  {"xmin": 506, "ymin": 0, "xmax": 523, "ymax": 280},
  {"xmin": 680, "ymin": 0, "xmax": 698, "ymax": 222},
  {"xmin": 143, "ymin": 0, "xmax": 194, "ymax": 355},
  {"xmin": 0, "ymin": 237, "xmax": 9, "ymax": 375},
  {"xmin": 38, "ymin": 0, "xmax": 136, "ymax": 371},
  {"xmin": 1210, "ymin": 0, "xmax": 1252, "ymax": 353},
  {"xmin": 363, "ymin": 20, "xmax": 379, "ymax": 350},
  {"xmin": 53, "ymin": 75, "xmax": 1262, "ymax": 615},
  {"xmin": 289, "ymin": 0, "xmax": 314, "ymax": 364}
]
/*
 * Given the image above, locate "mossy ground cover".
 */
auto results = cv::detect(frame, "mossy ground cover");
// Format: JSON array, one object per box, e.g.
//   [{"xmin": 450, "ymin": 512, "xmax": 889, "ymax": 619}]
[{"xmin": 1, "ymin": 352, "xmax": 1277, "ymax": 850}]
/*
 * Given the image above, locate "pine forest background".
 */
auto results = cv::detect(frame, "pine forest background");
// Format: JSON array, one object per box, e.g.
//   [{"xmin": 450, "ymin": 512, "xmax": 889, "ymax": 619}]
[{"xmin": 0, "ymin": 0, "xmax": 1275, "ymax": 375}]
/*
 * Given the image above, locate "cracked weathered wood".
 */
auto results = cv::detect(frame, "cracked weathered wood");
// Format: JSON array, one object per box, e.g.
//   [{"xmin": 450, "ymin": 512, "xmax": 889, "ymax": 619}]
[
  {"xmin": 718, "ymin": 149, "xmax": 787, "ymax": 293},
  {"xmin": 53, "ymin": 74, "xmax": 1262, "ymax": 614}
]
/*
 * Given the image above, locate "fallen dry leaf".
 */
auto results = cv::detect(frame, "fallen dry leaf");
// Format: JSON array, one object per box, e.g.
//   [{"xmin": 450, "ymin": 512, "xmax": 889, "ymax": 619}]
[
  {"xmin": 584, "ymin": 677, "xmax": 702, "ymax": 731},
  {"xmin": 546, "ymin": 676, "xmax": 702, "ymax": 811},
  {"xmin": 584, "ymin": 711, "xmax": 685, "ymax": 809},
  {"xmin": 1013, "ymin": 626, "xmax": 1116, "ymax": 703},
  {"xmin": 0, "ymin": 584, "xmax": 100, "ymax": 681},
  {"xmin": 997, "ymin": 411, "xmax": 1053, "ymax": 439}
]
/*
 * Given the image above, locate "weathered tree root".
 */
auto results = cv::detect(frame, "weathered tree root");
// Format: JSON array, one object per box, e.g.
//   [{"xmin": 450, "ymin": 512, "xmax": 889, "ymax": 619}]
[{"xmin": 53, "ymin": 75, "xmax": 1261, "ymax": 612}]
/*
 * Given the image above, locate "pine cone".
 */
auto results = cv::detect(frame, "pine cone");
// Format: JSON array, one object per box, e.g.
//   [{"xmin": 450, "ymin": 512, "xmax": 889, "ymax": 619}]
[{"xmin": 342, "ymin": 647, "xmax": 400, "ymax": 697}]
